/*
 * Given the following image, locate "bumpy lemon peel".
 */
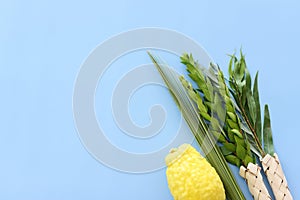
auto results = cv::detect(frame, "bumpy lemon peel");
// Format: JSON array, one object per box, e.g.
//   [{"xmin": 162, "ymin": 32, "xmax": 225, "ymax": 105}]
[{"xmin": 165, "ymin": 144, "xmax": 226, "ymax": 200}]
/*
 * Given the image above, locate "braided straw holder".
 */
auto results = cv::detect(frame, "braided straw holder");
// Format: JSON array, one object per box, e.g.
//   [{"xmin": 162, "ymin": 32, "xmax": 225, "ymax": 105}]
[
  {"xmin": 261, "ymin": 154, "xmax": 293, "ymax": 200},
  {"xmin": 240, "ymin": 163, "xmax": 272, "ymax": 200}
]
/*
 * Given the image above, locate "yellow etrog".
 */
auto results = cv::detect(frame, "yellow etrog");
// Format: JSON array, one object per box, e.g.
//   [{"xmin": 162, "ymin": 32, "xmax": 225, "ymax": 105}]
[{"xmin": 165, "ymin": 143, "xmax": 226, "ymax": 200}]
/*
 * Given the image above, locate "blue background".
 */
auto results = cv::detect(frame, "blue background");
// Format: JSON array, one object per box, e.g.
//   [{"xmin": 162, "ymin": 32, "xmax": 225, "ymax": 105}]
[{"xmin": 1, "ymin": 0, "xmax": 299, "ymax": 199}]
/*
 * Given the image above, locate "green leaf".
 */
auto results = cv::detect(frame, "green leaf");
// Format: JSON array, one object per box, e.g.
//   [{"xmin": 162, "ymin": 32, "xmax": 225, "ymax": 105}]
[
  {"xmin": 234, "ymin": 135, "xmax": 245, "ymax": 147},
  {"xmin": 246, "ymin": 141, "xmax": 251, "ymax": 154},
  {"xmin": 227, "ymin": 112, "xmax": 237, "ymax": 122},
  {"xmin": 228, "ymin": 128, "xmax": 235, "ymax": 142},
  {"xmin": 253, "ymin": 72, "xmax": 262, "ymax": 144},
  {"xmin": 223, "ymin": 143, "xmax": 236, "ymax": 152},
  {"xmin": 228, "ymin": 55, "xmax": 234, "ymax": 77},
  {"xmin": 227, "ymin": 119, "xmax": 239, "ymax": 130},
  {"xmin": 241, "ymin": 82, "xmax": 248, "ymax": 107},
  {"xmin": 247, "ymin": 94, "xmax": 257, "ymax": 125},
  {"xmin": 244, "ymin": 155, "xmax": 254, "ymax": 166},
  {"xmin": 229, "ymin": 80, "xmax": 236, "ymax": 93},
  {"xmin": 236, "ymin": 79, "xmax": 246, "ymax": 89},
  {"xmin": 240, "ymin": 52, "xmax": 246, "ymax": 78},
  {"xmin": 201, "ymin": 112, "xmax": 211, "ymax": 121},
  {"xmin": 263, "ymin": 105, "xmax": 274, "ymax": 155},
  {"xmin": 206, "ymin": 78, "xmax": 214, "ymax": 100},
  {"xmin": 204, "ymin": 101, "xmax": 212, "ymax": 111},
  {"xmin": 214, "ymin": 94, "xmax": 226, "ymax": 122},
  {"xmin": 234, "ymin": 58, "xmax": 244, "ymax": 82},
  {"xmin": 231, "ymin": 129, "xmax": 243, "ymax": 138},
  {"xmin": 225, "ymin": 155, "xmax": 241, "ymax": 167},
  {"xmin": 225, "ymin": 99, "xmax": 235, "ymax": 114},
  {"xmin": 220, "ymin": 145, "xmax": 232, "ymax": 156},
  {"xmin": 210, "ymin": 117, "xmax": 220, "ymax": 130},
  {"xmin": 245, "ymin": 68, "xmax": 252, "ymax": 92},
  {"xmin": 243, "ymin": 68, "xmax": 252, "ymax": 107},
  {"xmin": 236, "ymin": 143, "xmax": 247, "ymax": 160}
]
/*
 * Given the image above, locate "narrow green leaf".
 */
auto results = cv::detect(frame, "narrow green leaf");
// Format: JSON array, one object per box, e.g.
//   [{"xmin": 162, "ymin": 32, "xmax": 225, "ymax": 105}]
[
  {"xmin": 263, "ymin": 105, "xmax": 275, "ymax": 155},
  {"xmin": 228, "ymin": 55, "xmax": 234, "ymax": 77},
  {"xmin": 243, "ymin": 68, "xmax": 252, "ymax": 109},
  {"xmin": 243, "ymin": 103, "xmax": 253, "ymax": 127},
  {"xmin": 253, "ymin": 72, "xmax": 262, "ymax": 144},
  {"xmin": 206, "ymin": 78, "xmax": 214, "ymax": 101},
  {"xmin": 241, "ymin": 82, "xmax": 248, "ymax": 107},
  {"xmin": 245, "ymin": 68, "xmax": 252, "ymax": 93},
  {"xmin": 247, "ymin": 94, "xmax": 257, "ymax": 125},
  {"xmin": 234, "ymin": 58, "xmax": 244, "ymax": 81},
  {"xmin": 240, "ymin": 52, "xmax": 246, "ymax": 79},
  {"xmin": 236, "ymin": 143, "xmax": 247, "ymax": 160},
  {"xmin": 229, "ymin": 80, "xmax": 236, "ymax": 93},
  {"xmin": 228, "ymin": 87, "xmax": 240, "ymax": 107},
  {"xmin": 246, "ymin": 141, "xmax": 251, "ymax": 154},
  {"xmin": 214, "ymin": 94, "xmax": 226, "ymax": 122}
]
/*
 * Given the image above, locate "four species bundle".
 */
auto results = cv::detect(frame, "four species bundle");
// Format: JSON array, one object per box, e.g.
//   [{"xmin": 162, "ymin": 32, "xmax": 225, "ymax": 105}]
[{"xmin": 148, "ymin": 51, "xmax": 292, "ymax": 200}]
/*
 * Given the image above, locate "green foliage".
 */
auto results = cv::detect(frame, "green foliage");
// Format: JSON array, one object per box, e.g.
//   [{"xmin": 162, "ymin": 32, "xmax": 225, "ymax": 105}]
[
  {"xmin": 263, "ymin": 105, "xmax": 275, "ymax": 155},
  {"xmin": 227, "ymin": 51, "xmax": 275, "ymax": 158},
  {"xmin": 253, "ymin": 72, "xmax": 262, "ymax": 144},
  {"xmin": 180, "ymin": 53, "xmax": 255, "ymax": 168}
]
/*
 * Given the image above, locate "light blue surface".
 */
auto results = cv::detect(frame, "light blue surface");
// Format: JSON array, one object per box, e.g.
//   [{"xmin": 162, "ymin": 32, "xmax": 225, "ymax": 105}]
[{"xmin": 1, "ymin": 0, "xmax": 299, "ymax": 199}]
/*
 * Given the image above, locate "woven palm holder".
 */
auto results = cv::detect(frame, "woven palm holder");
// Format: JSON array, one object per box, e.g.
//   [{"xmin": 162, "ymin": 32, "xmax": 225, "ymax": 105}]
[
  {"xmin": 261, "ymin": 154, "xmax": 293, "ymax": 200},
  {"xmin": 240, "ymin": 163, "xmax": 271, "ymax": 200}
]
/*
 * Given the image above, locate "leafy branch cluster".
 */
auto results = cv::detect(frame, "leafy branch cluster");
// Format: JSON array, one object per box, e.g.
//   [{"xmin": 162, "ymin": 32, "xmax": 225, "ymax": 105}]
[
  {"xmin": 228, "ymin": 52, "xmax": 274, "ymax": 156},
  {"xmin": 180, "ymin": 53, "xmax": 255, "ymax": 167}
]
